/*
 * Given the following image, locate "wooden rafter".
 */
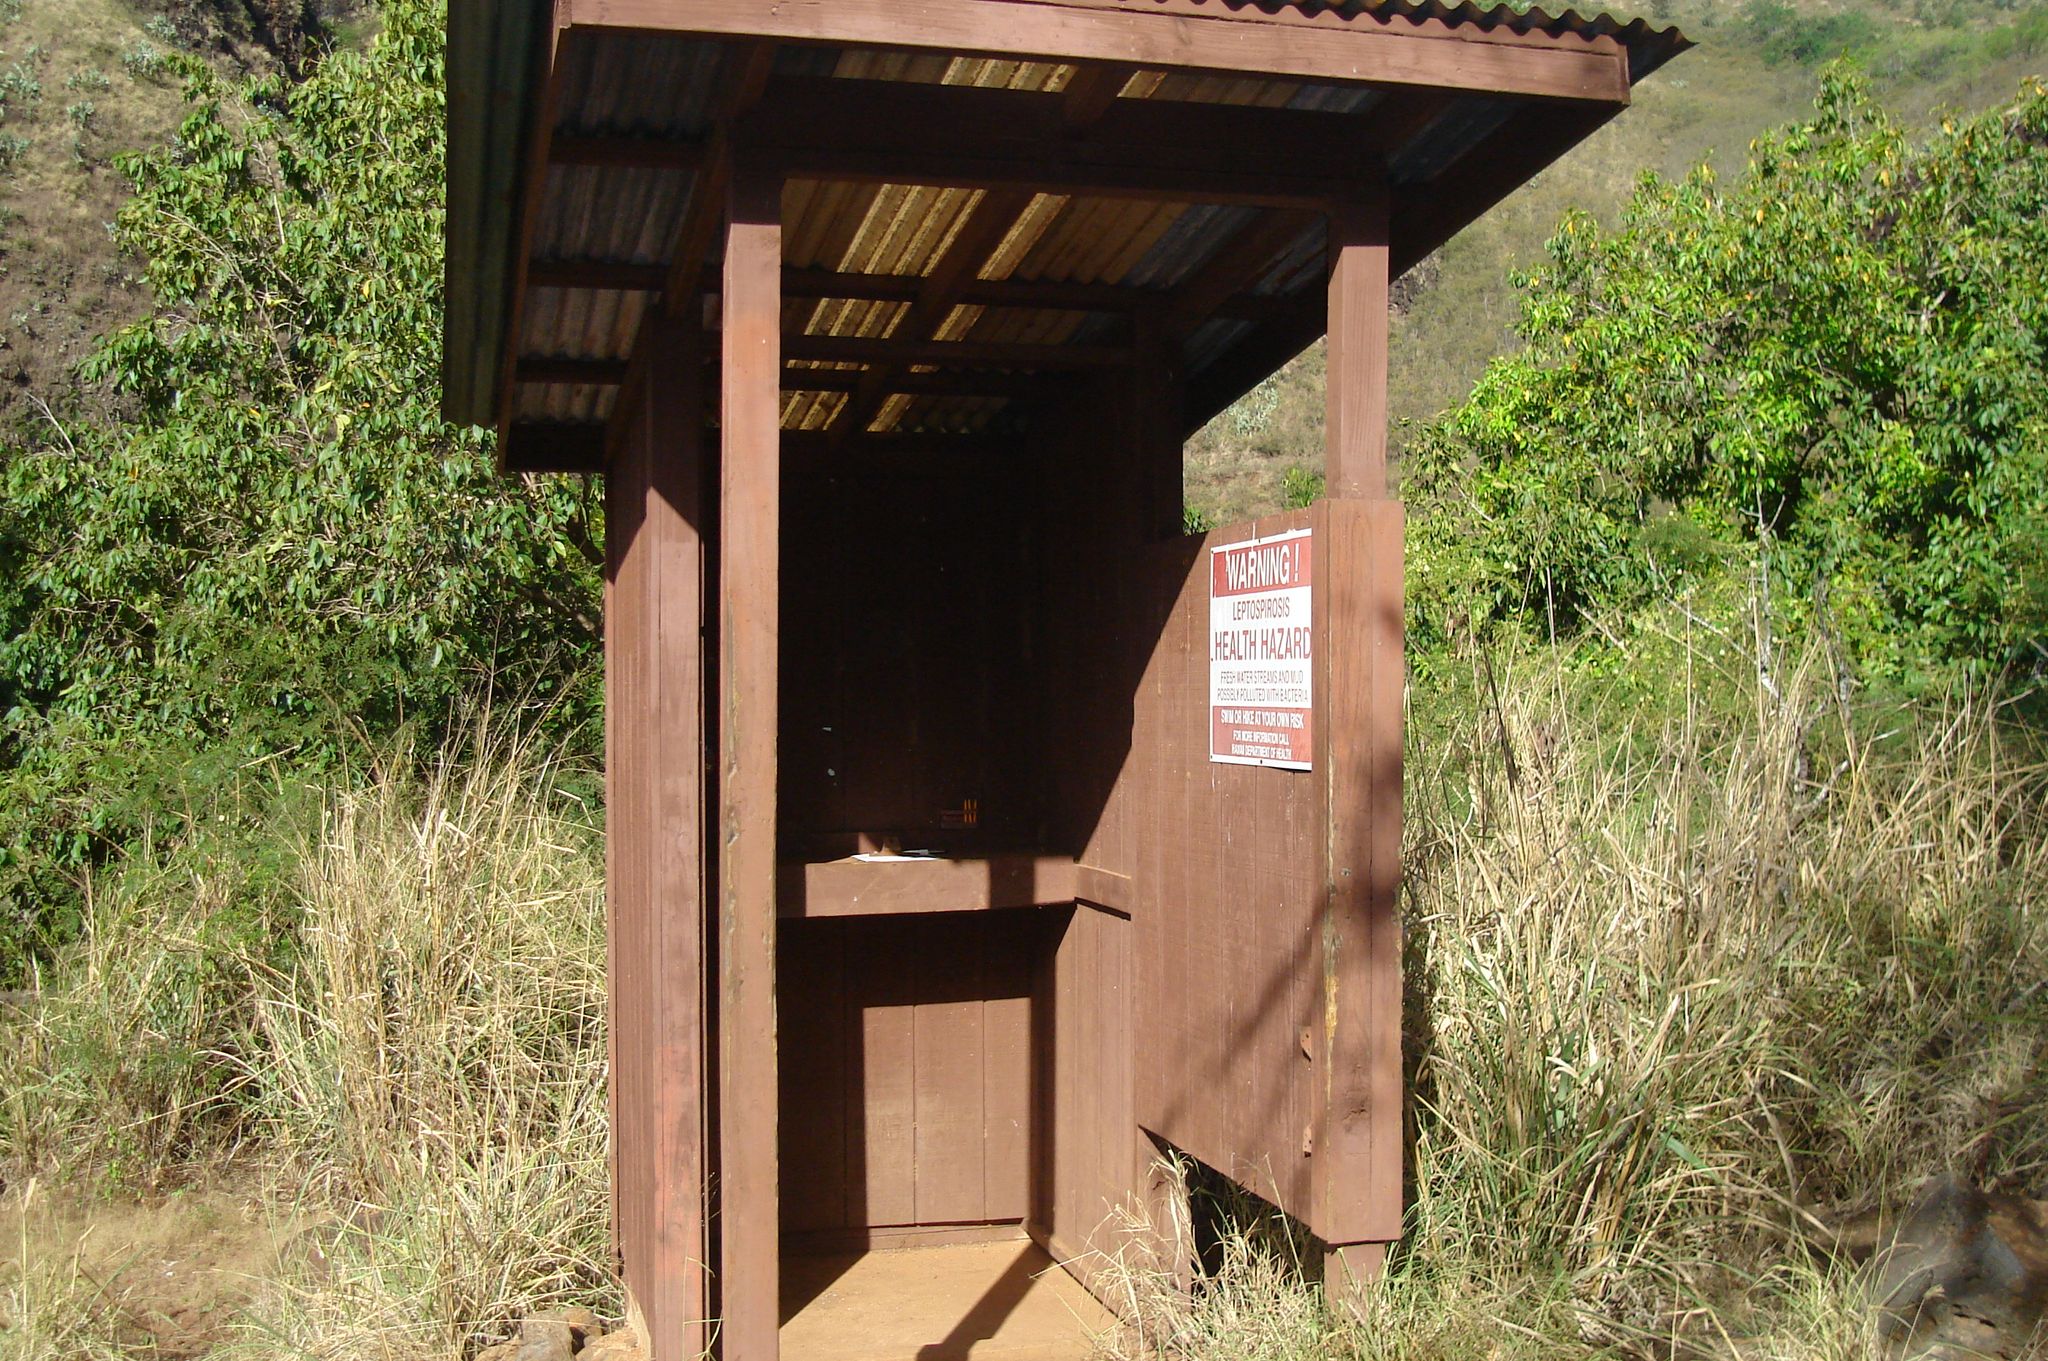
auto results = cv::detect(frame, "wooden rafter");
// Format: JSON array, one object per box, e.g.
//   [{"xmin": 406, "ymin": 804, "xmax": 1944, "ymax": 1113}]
[
  {"xmin": 826, "ymin": 187, "xmax": 1036, "ymax": 436},
  {"xmin": 792, "ymin": 331, "xmax": 1127, "ymax": 373},
  {"xmin": 658, "ymin": 41, "xmax": 778, "ymax": 318},
  {"xmin": 1059, "ymin": 61, "xmax": 1134, "ymax": 129},
  {"xmin": 518, "ymin": 356, "xmax": 1045, "ymax": 399},
  {"xmin": 785, "ymin": 267, "xmax": 1156, "ymax": 313},
  {"xmin": 736, "ymin": 77, "xmax": 1417, "ymax": 209},
  {"xmin": 822, "ymin": 63, "xmax": 1138, "ymax": 438},
  {"xmin": 549, "ymin": 132, "xmax": 704, "ymax": 171},
  {"xmin": 531, "ymin": 259, "xmax": 1293, "ymax": 324},
  {"xmin": 517, "ymin": 356, "xmax": 632, "ymax": 386}
]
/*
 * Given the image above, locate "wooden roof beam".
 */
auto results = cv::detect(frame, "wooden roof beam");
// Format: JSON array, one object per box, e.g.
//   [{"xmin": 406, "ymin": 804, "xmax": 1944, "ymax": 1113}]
[
  {"xmin": 529, "ymin": 259, "xmax": 1284, "ymax": 322},
  {"xmin": 810, "ymin": 60, "xmax": 1147, "ymax": 439},
  {"xmin": 827, "ymin": 187, "xmax": 1036, "ymax": 435},
  {"xmin": 517, "ymin": 355, "xmax": 1050, "ymax": 397},
  {"xmin": 1060, "ymin": 61, "xmax": 1136, "ymax": 131},
  {"xmin": 502, "ymin": 420, "xmax": 607, "ymax": 474},
  {"xmin": 562, "ymin": 0, "xmax": 1632, "ymax": 104},
  {"xmin": 788, "ymin": 333, "xmax": 1128, "ymax": 370},
  {"xmin": 501, "ymin": 421, "xmax": 1024, "ymax": 476},
  {"xmin": 814, "ymin": 56, "xmax": 1137, "ymax": 439},
  {"xmin": 657, "ymin": 41, "xmax": 778, "ymax": 317},
  {"xmin": 549, "ymin": 132, "xmax": 705, "ymax": 171},
  {"xmin": 736, "ymin": 77, "xmax": 1424, "ymax": 210},
  {"xmin": 784, "ymin": 266, "xmax": 1155, "ymax": 313}
]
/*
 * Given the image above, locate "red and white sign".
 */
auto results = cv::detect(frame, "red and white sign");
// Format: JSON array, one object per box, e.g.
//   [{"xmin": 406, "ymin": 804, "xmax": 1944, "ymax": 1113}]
[{"xmin": 1209, "ymin": 527, "xmax": 1312, "ymax": 770}]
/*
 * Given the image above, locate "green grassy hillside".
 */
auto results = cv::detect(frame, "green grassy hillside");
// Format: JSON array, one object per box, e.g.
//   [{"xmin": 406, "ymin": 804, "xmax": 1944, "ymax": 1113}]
[
  {"xmin": 0, "ymin": 0, "xmax": 356, "ymax": 430},
  {"xmin": 1184, "ymin": 0, "xmax": 2048, "ymax": 522}
]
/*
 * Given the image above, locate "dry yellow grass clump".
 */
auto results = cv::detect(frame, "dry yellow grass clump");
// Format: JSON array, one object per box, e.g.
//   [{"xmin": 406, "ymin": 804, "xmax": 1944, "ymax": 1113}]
[{"xmin": 3, "ymin": 726, "xmax": 615, "ymax": 1361}]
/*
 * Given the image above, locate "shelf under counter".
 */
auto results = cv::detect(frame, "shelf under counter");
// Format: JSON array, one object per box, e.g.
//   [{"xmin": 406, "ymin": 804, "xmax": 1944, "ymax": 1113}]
[{"xmin": 775, "ymin": 853, "xmax": 1131, "ymax": 919}]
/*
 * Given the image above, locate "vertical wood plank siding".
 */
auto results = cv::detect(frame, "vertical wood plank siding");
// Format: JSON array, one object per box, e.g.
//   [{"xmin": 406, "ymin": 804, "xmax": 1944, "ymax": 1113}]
[
  {"xmin": 604, "ymin": 317, "xmax": 713, "ymax": 1359},
  {"xmin": 718, "ymin": 172, "xmax": 784, "ymax": 1361},
  {"xmin": 1131, "ymin": 510, "xmax": 1326, "ymax": 1222}
]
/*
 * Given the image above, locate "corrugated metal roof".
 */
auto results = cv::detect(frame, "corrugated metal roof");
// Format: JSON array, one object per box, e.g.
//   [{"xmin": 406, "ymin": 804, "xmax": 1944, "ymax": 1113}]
[{"xmin": 445, "ymin": 0, "xmax": 1688, "ymax": 448}]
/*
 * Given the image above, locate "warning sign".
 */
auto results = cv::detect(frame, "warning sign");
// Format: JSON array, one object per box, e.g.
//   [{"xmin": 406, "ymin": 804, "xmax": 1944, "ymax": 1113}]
[{"xmin": 1209, "ymin": 527, "xmax": 1312, "ymax": 770}]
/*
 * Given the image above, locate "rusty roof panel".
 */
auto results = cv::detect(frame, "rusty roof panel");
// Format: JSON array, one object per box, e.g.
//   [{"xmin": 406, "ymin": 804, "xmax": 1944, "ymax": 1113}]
[
  {"xmin": 520, "ymin": 286, "xmax": 648, "ymax": 363},
  {"xmin": 1122, "ymin": 203, "xmax": 1257, "ymax": 290},
  {"xmin": 1390, "ymin": 96, "xmax": 1518, "ymax": 184},
  {"xmin": 456, "ymin": 1, "xmax": 1688, "ymax": 437},
  {"xmin": 529, "ymin": 164, "xmax": 692, "ymax": 266},
  {"xmin": 552, "ymin": 31, "xmax": 725, "ymax": 139}
]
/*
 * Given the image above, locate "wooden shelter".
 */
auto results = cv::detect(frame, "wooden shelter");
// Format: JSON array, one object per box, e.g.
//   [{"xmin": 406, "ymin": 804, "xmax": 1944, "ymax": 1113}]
[{"xmin": 442, "ymin": 5, "xmax": 1685, "ymax": 1359}]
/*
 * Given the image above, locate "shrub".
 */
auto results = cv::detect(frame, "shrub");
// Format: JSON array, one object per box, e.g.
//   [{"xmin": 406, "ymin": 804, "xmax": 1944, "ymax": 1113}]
[
  {"xmin": 1406, "ymin": 73, "xmax": 2048, "ymax": 683},
  {"xmin": 0, "ymin": 0, "xmax": 603, "ymax": 976}
]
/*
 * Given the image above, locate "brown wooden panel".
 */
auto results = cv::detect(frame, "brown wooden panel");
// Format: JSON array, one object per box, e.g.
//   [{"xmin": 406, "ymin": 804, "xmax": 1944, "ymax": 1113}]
[
  {"xmin": 1127, "ymin": 510, "xmax": 1324, "ymax": 1222},
  {"xmin": 781, "ymin": 913, "xmax": 1041, "ymax": 1240},
  {"xmin": 982, "ymin": 914, "xmax": 1036, "ymax": 1223},
  {"xmin": 1033, "ymin": 903, "xmax": 1135, "ymax": 1289},
  {"xmin": 778, "ymin": 923, "xmax": 849, "ymax": 1236},
  {"xmin": 777, "ymin": 855, "xmax": 1079, "ymax": 919},
  {"xmin": 913, "ymin": 927, "xmax": 989, "ymax": 1223},
  {"xmin": 777, "ymin": 456, "xmax": 1040, "ymax": 852},
  {"xmin": 603, "ymin": 317, "xmax": 712, "ymax": 1361},
  {"xmin": 852, "ymin": 915, "xmax": 920, "ymax": 1229}
]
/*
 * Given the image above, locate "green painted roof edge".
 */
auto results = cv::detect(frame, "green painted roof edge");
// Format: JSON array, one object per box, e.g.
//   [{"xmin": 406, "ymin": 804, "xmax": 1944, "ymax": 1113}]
[{"xmin": 442, "ymin": 0, "xmax": 548, "ymax": 429}]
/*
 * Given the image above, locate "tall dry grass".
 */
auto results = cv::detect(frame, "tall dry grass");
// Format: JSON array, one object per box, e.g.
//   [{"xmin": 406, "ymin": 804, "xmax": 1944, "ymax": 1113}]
[
  {"xmin": 1, "ymin": 725, "xmax": 615, "ymax": 1361},
  {"xmin": 1100, "ymin": 639, "xmax": 2047, "ymax": 1359},
  {"xmin": 229, "ymin": 730, "xmax": 613, "ymax": 1360}
]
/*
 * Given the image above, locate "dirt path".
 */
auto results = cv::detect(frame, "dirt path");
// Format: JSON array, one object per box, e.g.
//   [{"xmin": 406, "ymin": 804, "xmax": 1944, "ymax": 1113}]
[{"xmin": 2, "ymin": 1178, "xmax": 301, "ymax": 1357}]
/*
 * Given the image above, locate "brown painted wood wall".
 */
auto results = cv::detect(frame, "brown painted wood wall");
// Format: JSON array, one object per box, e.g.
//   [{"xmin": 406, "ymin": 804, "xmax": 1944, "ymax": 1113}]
[
  {"xmin": 1127, "ymin": 508, "xmax": 1327, "ymax": 1221},
  {"xmin": 603, "ymin": 320, "xmax": 713, "ymax": 1361},
  {"xmin": 778, "ymin": 910, "xmax": 1040, "ymax": 1245},
  {"xmin": 777, "ymin": 456, "xmax": 1039, "ymax": 853},
  {"xmin": 1031, "ymin": 902, "xmax": 1136, "ymax": 1288}
]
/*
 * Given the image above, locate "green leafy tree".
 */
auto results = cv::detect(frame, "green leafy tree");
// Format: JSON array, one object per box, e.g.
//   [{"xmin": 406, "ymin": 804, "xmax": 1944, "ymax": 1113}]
[
  {"xmin": 1406, "ymin": 71, "xmax": 2048, "ymax": 678},
  {"xmin": 0, "ymin": 0, "xmax": 602, "ymax": 971}
]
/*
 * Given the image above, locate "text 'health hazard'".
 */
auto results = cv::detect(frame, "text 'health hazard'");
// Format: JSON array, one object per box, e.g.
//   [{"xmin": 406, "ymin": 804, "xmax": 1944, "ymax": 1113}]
[{"xmin": 1209, "ymin": 527, "xmax": 1311, "ymax": 770}]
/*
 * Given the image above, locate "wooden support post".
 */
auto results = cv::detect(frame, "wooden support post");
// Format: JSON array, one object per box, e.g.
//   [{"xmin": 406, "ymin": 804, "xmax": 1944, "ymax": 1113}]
[
  {"xmin": 1324, "ymin": 1240, "xmax": 1389, "ymax": 1315},
  {"xmin": 606, "ymin": 315, "xmax": 714, "ymax": 1361},
  {"xmin": 1316, "ymin": 181, "xmax": 1403, "ymax": 1288},
  {"xmin": 1324, "ymin": 190, "xmax": 1391, "ymax": 500},
  {"xmin": 1312, "ymin": 499, "xmax": 1405, "ymax": 1272},
  {"xmin": 717, "ymin": 170, "xmax": 783, "ymax": 1361}
]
